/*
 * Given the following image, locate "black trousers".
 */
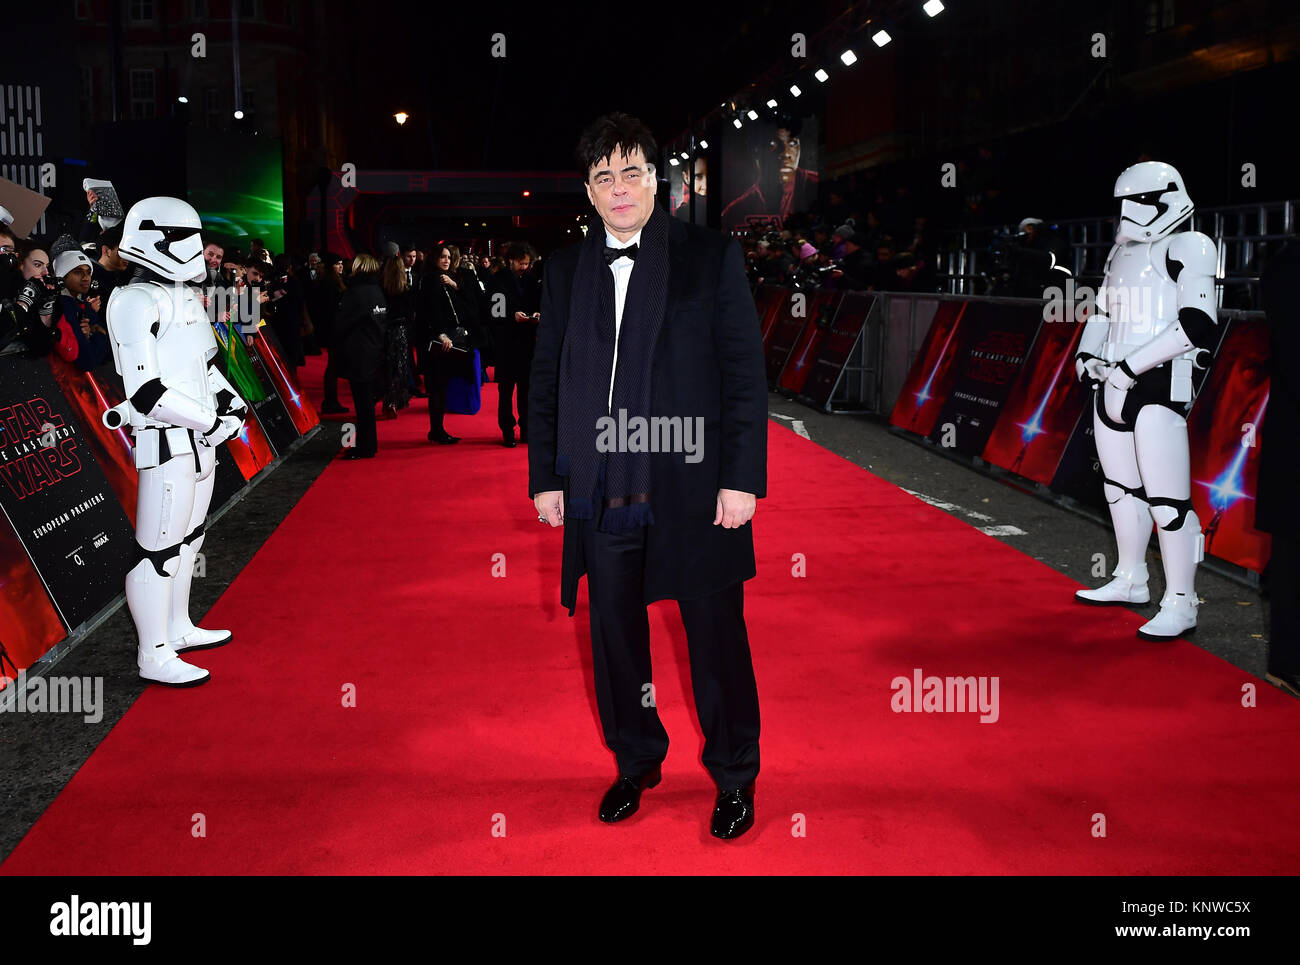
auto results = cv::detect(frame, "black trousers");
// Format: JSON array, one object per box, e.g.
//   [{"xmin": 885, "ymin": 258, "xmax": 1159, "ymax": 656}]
[
  {"xmin": 424, "ymin": 349, "xmax": 454, "ymax": 436},
  {"xmin": 581, "ymin": 520, "xmax": 761, "ymax": 790},
  {"xmin": 348, "ymin": 377, "xmax": 378, "ymax": 456},
  {"xmin": 1269, "ymin": 534, "xmax": 1300, "ymax": 676},
  {"xmin": 322, "ymin": 348, "xmax": 341, "ymax": 408},
  {"xmin": 497, "ymin": 358, "xmax": 530, "ymax": 437}
]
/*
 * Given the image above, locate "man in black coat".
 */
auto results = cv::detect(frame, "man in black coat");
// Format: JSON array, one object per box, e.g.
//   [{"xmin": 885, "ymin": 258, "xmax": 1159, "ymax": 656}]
[
  {"xmin": 1258, "ymin": 240, "xmax": 1300, "ymax": 697},
  {"xmin": 528, "ymin": 113, "xmax": 768, "ymax": 839},
  {"xmin": 488, "ymin": 244, "xmax": 541, "ymax": 446}
]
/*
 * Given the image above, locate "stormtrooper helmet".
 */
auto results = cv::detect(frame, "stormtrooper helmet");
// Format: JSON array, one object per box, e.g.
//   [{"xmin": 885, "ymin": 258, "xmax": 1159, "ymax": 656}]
[
  {"xmin": 1113, "ymin": 161, "xmax": 1194, "ymax": 244},
  {"xmin": 119, "ymin": 197, "xmax": 207, "ymax": 283}
]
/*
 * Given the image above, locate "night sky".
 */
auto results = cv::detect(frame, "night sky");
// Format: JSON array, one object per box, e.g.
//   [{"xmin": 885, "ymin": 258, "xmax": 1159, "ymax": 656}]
[{"xmin": 340, "ymin": 0, "xmax": 832, "ymax": 171}]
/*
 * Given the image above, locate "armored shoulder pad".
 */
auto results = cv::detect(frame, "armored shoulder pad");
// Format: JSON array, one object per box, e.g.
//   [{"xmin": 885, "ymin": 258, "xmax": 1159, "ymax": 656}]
[
  {"xmin": 1166, "ymin": 232, "xmax": 1218, "ymax": 280},
  {"xmin": 106, "ymin": 285, "xmax": 163, "ymax": 341}
]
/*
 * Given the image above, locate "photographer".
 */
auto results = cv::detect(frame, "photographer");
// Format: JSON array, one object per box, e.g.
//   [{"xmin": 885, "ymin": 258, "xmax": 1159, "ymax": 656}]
[
  {"xmin": 986, "ymin": 217, "xmax": 1072, "ymax": 298},
  {"xmin": 1, "ymin": 237, "xmax": 67, "ymax": 358}
]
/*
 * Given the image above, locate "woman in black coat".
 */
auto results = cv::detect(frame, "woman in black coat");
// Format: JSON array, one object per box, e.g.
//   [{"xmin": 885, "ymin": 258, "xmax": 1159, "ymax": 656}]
[
  {"xmin": 419, "ymin": 244, "xmax": 478, "ymax": 444},
  {"xmin": 333, "ymin": 254, "xmax": 388, "ymax": 459}
]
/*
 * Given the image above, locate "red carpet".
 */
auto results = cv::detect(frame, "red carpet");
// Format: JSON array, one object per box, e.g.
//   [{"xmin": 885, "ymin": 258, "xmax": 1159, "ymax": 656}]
[{"xmin": 4, "ymin": 355, "xmax": 1299, "ymax": 875}]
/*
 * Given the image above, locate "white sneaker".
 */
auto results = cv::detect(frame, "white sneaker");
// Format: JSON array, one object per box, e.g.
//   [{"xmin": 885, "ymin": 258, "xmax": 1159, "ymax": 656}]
[
  {"xmin": 1137, "ymin": 593, "xmax": 1198, "ymax": 641},
  {"xmin": 171, "ymin": 627, "xmax": 233, "ymax": 652},
  {"xmin": 138, "ymin": 642, "xmax": 211, "ymax": 687},
  {"xmin": 1076, "ymin": 577, "xmax": 1150, "ymax": 605}
]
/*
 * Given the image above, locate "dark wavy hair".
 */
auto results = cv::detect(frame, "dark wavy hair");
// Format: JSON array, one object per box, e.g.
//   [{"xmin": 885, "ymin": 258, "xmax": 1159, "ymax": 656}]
[{"xmin": 575, "ymin": 112, "xmax": 658, "ymax": 181}]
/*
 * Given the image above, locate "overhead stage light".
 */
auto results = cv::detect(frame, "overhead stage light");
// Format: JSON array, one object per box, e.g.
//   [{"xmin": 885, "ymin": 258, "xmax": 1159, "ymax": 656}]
[
  {"xmin": 699, "ymin": 139, "xmax": 709, "ymax": 149},
  {"xmin": 814, "ymin": 68, "xmax": 829, "ymax": 82},
  {"xmin": 680, "ymin": 151, "xmax": 689, "ymax": 159},
  {"xmin": 872, "ymin": 29, "xmax": 892, "ymax": 47},
  {"xmin": 747, "ymin": 109, "xmax": 758, "ymax": 120},
  {"xmin": 394, "ymin": 112, "xmax": 409, "ymax": 125},
  {"xmin": 233, "ymin": 109, "xmax": 244, "ymax": 119},
  {"xmin": 669, "ymin": 157, "xmax": 680, "ymax": 166},
  {"xmin": 924, "ymin": 0, "xmax": 945, "ymax": 16},
  {"xmin": 177, "ymin": 95, "xmax": 189, "ymax": 104},
  {"xmin": 733, "ymin": 117, "xmax": 743, "ymax": 128},
  {"xmin": 840, "ymin": 49, "xmax": 858, "ymax": 66},
  {"xmin": 766, "ymin": 98, "xmax": 778, "ymax": 108},
  {"xmin": 789, "ymin": 84, "xmax": 802, "ymax": 97}
]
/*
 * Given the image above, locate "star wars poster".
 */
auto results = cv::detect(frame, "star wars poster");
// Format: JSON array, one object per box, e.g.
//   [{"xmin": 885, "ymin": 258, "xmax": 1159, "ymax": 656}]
[
  {"xmin": 778, "ymin": 290, "xmax": 843, "ymax": 395},
  {"xmin": 888, "ymin": 300, "xmax": 970, "ymax": 438},
  {"xmin": 48, "ymin": 356, "xmax": 139, "ymax": 526},
  {"xmin": 926, "ymin": 301, "xmax": 1041, "ymax": 458},
  {"xmin": 757, "ymin": 285, "xmax": 793, "ymax": 353},
  {"xmin": 981, "ymin": 317, "xmax": 1090, "ymax": 485},
  {"xmin": 255, "ymin": 329, "xmax": 320, "ymax": 436},
  {"xmin": 1187, "ymin": 316, "xmax": 1271, "ymax": 573},
  {"xmin": 0, "ymin": 514, "xmax": 66, "ymax": 681},
  {"xmin": 243, "ymin": 330, "xmax": 301, "ymax": 456},
  {"xmin": 802, "ymin": 293, "xmax": 876, "ymax": 410},
  {"xmin": 0, "ymin": 355, "xmax": 136, "ymax": 632}
]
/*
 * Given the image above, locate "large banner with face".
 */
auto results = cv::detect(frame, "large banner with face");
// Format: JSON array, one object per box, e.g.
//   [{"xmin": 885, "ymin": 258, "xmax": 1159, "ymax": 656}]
[
  {"xmin": 669, "ymin": 156, "xmax": 709, "ymax": 226},
  {"xmin": 721, "ymin": 113, "xmax": 820, "ymax": 234}
]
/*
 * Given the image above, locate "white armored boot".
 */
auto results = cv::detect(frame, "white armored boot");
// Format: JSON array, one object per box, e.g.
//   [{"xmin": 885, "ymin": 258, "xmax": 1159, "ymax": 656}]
[
  {"xmin": 1076, "ymin": 485, "xmax": 1153, "ymax": 605},
  {"xmin": 1137, "ymin": 509, "xmax": 1202, "ymax": 641},
  {"xmin": 1076, "ymin": 560, "xmax": 1151, "ymax": 605},
  {"xmin": 127, "ymin": 554, "xmax": 211, "ymax": 686},
  {"xmin": 168, "ymin": 536, "xmax": 233, "ymax": 653}
]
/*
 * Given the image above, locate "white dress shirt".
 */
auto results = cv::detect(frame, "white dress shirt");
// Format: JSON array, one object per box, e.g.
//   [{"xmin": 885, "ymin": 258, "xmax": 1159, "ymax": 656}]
[{"xmin": 605, "ymin": 227, "xmax": 642, "ymax": 412}]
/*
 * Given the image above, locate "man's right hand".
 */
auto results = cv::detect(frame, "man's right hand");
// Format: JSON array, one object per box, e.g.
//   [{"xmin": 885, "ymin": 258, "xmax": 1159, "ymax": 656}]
[
  {"xmin": 534, "ymin": 491, "xmax": 564, "ymax": 527},
  {"xmin": 514, "ymin": 311, "xmax": 530, "ymax": 323}
]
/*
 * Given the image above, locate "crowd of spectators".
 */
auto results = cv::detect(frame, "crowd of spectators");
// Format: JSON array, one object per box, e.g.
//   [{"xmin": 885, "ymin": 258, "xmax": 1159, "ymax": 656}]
[{"xmin": 1, "ymin": 182, "xmax": 547, "ymax": 462}]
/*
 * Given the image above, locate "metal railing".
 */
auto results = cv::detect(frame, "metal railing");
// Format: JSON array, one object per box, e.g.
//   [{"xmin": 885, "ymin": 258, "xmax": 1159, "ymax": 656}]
[{"xmin": 936, "ymin": 199, "xmax": 1297, "ymax": 309}]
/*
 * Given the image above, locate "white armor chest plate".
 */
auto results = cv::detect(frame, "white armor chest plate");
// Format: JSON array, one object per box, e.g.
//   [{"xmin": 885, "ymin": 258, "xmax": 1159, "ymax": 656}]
[
  {"xmin": 152, "ymin": 282, "xmax": 218, "ymax": 405},
  {"xmin": 1101, "ymin": 237, "xmax": 1177, "ymax": 348}
]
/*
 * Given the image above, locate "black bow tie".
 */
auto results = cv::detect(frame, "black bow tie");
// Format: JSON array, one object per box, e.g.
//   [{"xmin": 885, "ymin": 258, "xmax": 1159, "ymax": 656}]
[{"xmin": 603, "ymin": 243, "xmax": 638, "ymax": 265}]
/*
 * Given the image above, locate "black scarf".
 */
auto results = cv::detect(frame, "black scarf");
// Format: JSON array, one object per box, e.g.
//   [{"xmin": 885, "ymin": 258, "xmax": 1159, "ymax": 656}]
[{"xmin": 556, "ymin": 205, "xmax": 669, "ymax": 533}]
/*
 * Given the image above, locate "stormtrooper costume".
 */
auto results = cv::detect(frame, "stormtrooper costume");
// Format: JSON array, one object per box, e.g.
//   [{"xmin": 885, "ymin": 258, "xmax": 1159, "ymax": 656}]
[
  {"xmin": 1074, "ymin": 162, "xmax": 1219, "ymax": 640},
  {"xmin": 103, "ymin": 198, "xmax": 248, "ymax": 685}
]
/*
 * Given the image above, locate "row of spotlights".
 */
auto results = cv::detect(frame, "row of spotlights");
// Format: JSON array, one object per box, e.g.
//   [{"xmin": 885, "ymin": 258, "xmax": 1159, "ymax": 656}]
[{"xmin": 714, "ymin": 2, "xmax": 944, "ymax": 132}]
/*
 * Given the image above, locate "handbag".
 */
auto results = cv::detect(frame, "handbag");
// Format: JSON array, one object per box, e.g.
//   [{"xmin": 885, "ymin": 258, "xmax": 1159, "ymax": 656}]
[{"xmin": 446, "ymin": 348, "xmax": 482, "ymax": 414}]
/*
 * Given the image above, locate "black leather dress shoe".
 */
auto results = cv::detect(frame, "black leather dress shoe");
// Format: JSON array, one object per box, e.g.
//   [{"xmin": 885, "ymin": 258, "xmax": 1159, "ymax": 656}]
[
  {"xmin": 501, "ymin": 433, "xmax": 516, "ymax": 448},
  {"xmin": 710, "ymin": 784, "xmax": 755, "ymax": 839},
  {"xmin": 428, "ymin": 431, "xmax": 460, "ymax": 445},
  {"xmin": 598, "ymin": 766, "xmax": 662, "ymax": 823},
  {"xmin": 1266, "ymin": 669, "xmax": 1300, "ymax": 699}
]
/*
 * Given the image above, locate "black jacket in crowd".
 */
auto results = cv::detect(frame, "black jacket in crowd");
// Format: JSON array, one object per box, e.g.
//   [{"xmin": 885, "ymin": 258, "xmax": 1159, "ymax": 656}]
[
  {"xmin": 487, "ymin": 266, "xmax": 541, "ymax": 371},
  {"xmin": 332, "ymin": 272, "xmax": 388, "ymax": 383}
]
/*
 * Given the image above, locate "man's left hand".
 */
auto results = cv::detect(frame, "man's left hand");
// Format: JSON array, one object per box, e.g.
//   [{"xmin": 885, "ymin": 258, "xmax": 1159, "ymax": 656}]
[{"xmin": 714, "ymin": 489, "xmax": 756, "ymax": 528}]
